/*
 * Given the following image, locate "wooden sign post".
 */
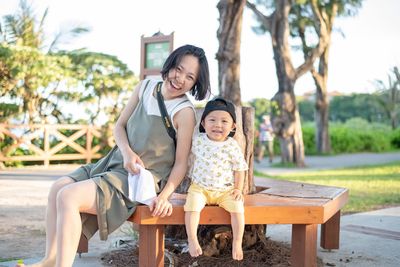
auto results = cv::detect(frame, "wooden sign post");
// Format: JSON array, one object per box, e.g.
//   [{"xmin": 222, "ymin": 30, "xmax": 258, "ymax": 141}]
[{"xmin": 140, "ymin": 32, "xmax": 174, "ymax": 80}]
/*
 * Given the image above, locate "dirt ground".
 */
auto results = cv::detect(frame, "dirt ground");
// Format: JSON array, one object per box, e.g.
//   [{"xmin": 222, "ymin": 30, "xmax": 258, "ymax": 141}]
[
  {"xmin": 0, "ymin": 174, "xmax": 51, "ymax": 260},
  {"xmin": 100, "ymin": 238, "xmax": 304, "ymax": 267}
]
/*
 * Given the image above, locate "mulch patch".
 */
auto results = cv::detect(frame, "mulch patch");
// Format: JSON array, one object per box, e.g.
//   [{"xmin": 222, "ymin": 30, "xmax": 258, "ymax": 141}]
[{"xmin": 101, "ymin": 238, "xmax": 324, "ymax": 266}]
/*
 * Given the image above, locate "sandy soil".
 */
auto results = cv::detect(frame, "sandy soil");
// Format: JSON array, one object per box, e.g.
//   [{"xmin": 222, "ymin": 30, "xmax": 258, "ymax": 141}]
[{"xmin": 0, "ymin": 175, "xmax": 51, "ymax": 260}]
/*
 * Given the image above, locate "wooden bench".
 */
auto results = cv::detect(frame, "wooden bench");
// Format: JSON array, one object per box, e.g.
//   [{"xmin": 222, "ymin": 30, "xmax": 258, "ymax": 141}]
[
  {"xmin": 78, "ymin": 177, "xmax": 348, "ymax": 267},
  {"xmin": 77, "ymin": 108, "xmax": 348, "ymax": 266}
]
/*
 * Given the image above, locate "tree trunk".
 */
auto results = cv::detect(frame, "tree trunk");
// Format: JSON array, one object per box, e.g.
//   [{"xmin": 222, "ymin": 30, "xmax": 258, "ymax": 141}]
[
  {"xmin": 310, "ymin": 3, "xmax": 337, "ymax": 154},
  {"xmin": 269, "ymin": 1, "xmax": 305, "ymax": 166},
  {"xmin": 312, "ymin": 47, "xmax": 331, "ymax": 153},
  {"xmin": 216, "ymin": 0, "xmax": 245, "ymax": 106},
  {"xmin": 246, "ymin": 0, "xmax": 330, "ymax": 165},
  {"xmin": 272, "ymin": 91, "xmax": 305, "ymax": 166}
]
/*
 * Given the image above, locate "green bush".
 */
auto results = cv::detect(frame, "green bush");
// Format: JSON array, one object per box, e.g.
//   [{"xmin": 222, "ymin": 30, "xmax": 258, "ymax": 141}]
[
  {"xmin": 301, "ymin": 123, "xmax": 317, "ymax": 155},
  {"xmin": 301, "ymin": 118, "xmax": 395, "ymax": 154},
  {"xmin": 391, "ymin": 128, "xmax": 400, "ymax": 148}
]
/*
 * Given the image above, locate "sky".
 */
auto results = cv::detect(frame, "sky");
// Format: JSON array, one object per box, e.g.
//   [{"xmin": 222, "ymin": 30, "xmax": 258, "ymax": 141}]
[{"xmin": 1, "ymin": 0, "xmax": 400, "ymax": 103}]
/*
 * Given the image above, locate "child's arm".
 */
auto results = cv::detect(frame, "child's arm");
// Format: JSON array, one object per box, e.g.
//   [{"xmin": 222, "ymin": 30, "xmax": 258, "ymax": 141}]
[{"xmin": 231, "ymin": 170, "xmax": 245, "ymax": 201}]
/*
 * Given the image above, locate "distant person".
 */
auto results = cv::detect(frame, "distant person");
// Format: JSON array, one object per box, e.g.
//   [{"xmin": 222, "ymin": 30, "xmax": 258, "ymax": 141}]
[
  {"xmin": 184, "ymin": 98, "xmax": 248, "ymax": 261},
  {"xmin": 257, "ymin": 115, "xmax": 274, "ymax": 163},
  {"xmin": 16, "ymin": 44, "xmax": 211, "ymax": 267}
]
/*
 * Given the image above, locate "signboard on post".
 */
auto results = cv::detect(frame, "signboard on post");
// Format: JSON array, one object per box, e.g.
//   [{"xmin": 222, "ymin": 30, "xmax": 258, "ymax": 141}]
[{"xmin": 140, "ymin": 32, "xmax": 174, "ymax": 80}]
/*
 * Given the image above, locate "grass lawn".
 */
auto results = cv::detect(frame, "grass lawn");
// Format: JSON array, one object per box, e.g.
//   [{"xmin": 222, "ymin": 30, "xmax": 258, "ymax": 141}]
[{"xmin": 254, "ymin": 161, "xmax": 400, "ymax": 214}]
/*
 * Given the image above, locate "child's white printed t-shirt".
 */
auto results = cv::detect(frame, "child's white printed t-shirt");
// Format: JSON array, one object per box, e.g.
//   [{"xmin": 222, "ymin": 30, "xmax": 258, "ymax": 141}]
[{"xmin": 190, "ymin": 133, "xmax": 248, "ymax": 191}]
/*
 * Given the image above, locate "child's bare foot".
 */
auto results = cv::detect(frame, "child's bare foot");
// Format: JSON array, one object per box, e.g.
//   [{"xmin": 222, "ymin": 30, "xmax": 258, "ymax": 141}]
[
  {"xmin": 232, "ymin": 240, "xmax": 243, "ymax": 260},
  {"xmin": 188, "ymin": 238, "xmax": 203, "ymax": 257}
]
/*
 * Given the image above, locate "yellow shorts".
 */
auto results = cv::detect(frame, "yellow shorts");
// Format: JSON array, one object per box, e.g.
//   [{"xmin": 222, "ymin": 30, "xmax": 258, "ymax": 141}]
[{"xmin": 184, "ymin": 183, "xmax": 244, "ymax": 213}]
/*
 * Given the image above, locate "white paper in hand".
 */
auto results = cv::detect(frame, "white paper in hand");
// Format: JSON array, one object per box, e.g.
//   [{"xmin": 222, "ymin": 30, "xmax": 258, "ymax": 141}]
[{"xmin": 128, "ymin": 164, "xmax": 157, "ymax": 206}]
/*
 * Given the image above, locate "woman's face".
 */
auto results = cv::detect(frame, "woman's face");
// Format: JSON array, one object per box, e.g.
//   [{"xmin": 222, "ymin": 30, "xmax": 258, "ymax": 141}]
[{"xmin": 163, "ymin": 55, "xmax": 200, "ymax": 99}]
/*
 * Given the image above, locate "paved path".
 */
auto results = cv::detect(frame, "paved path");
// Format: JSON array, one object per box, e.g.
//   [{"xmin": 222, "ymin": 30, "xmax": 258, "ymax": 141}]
[{"xmin": 255, "ymin": 151, "xmax": 400, "ymax": 175}]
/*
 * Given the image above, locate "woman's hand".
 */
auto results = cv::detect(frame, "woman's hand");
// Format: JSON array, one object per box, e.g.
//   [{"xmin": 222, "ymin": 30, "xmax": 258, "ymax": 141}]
[
  {"xmin": 122, "ymin": 149, "xmax": 144, "ymax": 174},
  {"xmin": 231, "ymin": 188, "xmax": 244, "ymax": 201},
  {"xmin": 149, "ymin": 196, "xmax": 173, "ymax": 217}
]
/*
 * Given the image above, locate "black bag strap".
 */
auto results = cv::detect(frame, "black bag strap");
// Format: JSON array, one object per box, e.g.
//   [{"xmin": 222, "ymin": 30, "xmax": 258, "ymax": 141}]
[{"xmin": 156, "ymin": 81, "xmax": 177, "ymax": 146}]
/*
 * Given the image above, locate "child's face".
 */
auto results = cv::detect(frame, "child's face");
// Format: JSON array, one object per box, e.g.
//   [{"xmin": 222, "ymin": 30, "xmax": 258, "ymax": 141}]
[{"xmin": 201, "ymin": 110, "xmax": 235, "ymax": 142}]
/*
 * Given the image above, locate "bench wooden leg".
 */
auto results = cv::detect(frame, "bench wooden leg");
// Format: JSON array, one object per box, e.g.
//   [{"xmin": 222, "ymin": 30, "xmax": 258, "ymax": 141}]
[
  {"xmin": 139, "ymin": 225, "xmax": 165, "ymax": 267},
  {"xmin": 321, "ymin": 210, "xmax": 341, "ymax": 249},
  {"xmin": 291, "ymin": 224, "xmax": 317, "ymax": 267},
  {"xmin": 77, "ymin": 233, "xmax": 88, "ymax": 256}
]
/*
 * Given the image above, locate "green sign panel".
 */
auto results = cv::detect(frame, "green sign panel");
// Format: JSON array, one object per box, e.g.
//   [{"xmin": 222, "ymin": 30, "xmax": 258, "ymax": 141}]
[{"xmin": 145, "ymin": 42, "xmax": 170, "ymax": 69}]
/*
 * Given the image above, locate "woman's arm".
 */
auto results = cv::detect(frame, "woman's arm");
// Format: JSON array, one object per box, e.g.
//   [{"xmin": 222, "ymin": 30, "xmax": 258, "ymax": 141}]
[
  {"xmin": 150, "ymin": 106, "xmax": 196, "ymax": 217},
  {"xmin": 114, "ymin": 81, "xmax": 143, "ymax": 174}
]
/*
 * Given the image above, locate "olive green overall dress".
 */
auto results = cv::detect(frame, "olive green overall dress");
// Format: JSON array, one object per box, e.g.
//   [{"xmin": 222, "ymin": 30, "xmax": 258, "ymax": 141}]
[{"xmin": 68, "ymin": 79, "xmax": 189, "ymax": 240}]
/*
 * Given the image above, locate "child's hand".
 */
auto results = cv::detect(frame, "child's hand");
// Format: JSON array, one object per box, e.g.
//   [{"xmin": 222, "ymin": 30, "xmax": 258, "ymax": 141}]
[{"xmin": 231, "ymin": 188, "xmax": 243, "ymax": 201}]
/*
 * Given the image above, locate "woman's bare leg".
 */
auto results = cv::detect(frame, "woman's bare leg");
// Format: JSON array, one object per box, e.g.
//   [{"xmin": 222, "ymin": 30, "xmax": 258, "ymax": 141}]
[
  {"xmin": 15, "ymin": 176, "xmax": 75, "ymax": 267},
  {"xmin": 185, "ymin": 211, "xmax": 202, "ymax": 257},
  {"xmin": 55, "ymin": 179, "xmax": 97, "ymax": 267},
  {"xmin": 231, "ymin": 212, "xmax": 244, "ymax": 260}
]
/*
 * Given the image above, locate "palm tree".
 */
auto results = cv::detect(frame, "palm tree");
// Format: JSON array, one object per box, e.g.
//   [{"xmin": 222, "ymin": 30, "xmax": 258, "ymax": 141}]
[
  {"xmin": 374, "ymin": 67, "xmax": 400, "ymax": 129},
  {"xmin": 0, "ymin": 0, "xmax": 89, "ymax": 122}
]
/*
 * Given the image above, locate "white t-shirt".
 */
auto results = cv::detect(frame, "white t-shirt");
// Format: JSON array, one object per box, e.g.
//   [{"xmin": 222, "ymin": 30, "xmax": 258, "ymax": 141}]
[
  {"xmin": 190, "ymin": 133, "xmax": 248, "ymax": 191},
  {"xmin": 139, "ymin": 79, "xmax": 196, "ymax": 131}
]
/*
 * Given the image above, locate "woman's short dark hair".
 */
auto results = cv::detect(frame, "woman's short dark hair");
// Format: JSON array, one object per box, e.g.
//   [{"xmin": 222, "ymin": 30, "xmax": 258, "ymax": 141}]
[{"xmin": 161, "ymin": 44, "xmax": 210, "ymax": 101}]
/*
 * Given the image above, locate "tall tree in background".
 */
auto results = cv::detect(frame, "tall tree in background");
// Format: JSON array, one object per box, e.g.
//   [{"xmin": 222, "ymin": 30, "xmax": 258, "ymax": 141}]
[
  {"xmin": 0, "ymin": 43, "xmax": 73, "ymax": 122},
  {"xmin": 217, "ymin": 0, "xmax": 246, "ymax": 106},
  {"xmin": 63, "ymin": 50, "xmax": 137, "ymax": 147},
  {"xmin": 292, "ymin": 0, "xmax": 362, "ymax": 153},
  {"xmin": 247, "ymin": 0, "xmax": 329, "ymax": 166},
  {"xmin": 0, "ymin": 0, "xmax": 88, "ymax": 123}
]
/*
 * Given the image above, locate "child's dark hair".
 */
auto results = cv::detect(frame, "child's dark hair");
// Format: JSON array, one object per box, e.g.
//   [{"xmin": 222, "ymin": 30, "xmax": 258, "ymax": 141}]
[{"xmin": 161, "ymin": 44, "xmax": 210, "ymax": 100}]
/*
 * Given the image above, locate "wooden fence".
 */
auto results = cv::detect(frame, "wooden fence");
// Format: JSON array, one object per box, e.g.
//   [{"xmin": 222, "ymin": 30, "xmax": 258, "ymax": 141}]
[{"xmin": 0, "ymin": 124, "xmax": 103, "ymax": 168}]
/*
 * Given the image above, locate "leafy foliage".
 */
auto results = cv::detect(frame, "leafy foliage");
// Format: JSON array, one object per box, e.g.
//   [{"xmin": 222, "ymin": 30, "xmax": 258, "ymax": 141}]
[
  {"xmin": 0, "ymin": 43, "xmax": 75, "ymax": 122},
  {"xmin": 373, "ymin": 66, "xmax": 400, "ymax": 129},
  {"xmin": 0, "ymin": 0, "xmax": 137, "ymax": 125},
  {"xmin": 247, "ymin": 98, "xmax": 273, "ymax": 129},
  {"xmin": 299, "ymin": 94, "xmax": 389, "ymax": 123},
  {"xmin": 302, "ymin": 119, "xmax": 395, "ymax": 154},
  {"xmin": 390, "ymin": 128, "xmax": 400, "ymax": 149},
  {"xmin": 59, "ymin": 50, "xmax": 138, "ymax": 124}
]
